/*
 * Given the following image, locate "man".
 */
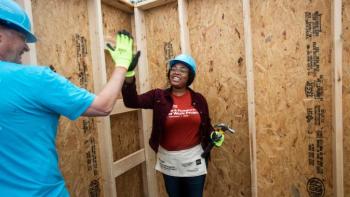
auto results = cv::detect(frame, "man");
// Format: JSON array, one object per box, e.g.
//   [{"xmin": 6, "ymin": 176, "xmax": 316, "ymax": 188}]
[{"xmin": 0, "ymin": 0, "xmax": 138, "ymax": 196}]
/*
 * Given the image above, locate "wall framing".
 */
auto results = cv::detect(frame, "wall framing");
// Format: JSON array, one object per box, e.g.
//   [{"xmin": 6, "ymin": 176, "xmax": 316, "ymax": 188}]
[{"xmin": 17, "ymin": 0, "xmax": 347, "ymax": 196}]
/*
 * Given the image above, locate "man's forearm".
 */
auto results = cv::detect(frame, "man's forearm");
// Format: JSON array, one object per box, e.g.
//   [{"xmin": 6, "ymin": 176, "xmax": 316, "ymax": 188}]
[{"xmin": 83, "ymin": 67, "xmax": 126, "ymax": 116}]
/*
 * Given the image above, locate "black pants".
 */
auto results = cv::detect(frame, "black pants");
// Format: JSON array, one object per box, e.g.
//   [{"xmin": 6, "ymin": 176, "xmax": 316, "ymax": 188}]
[{"xmin": 162, "ymin": 174, "xmax": 206, "ymax": 197}]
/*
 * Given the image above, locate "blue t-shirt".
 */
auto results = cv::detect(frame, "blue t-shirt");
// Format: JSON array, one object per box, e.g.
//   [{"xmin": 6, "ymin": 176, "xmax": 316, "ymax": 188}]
[{"xmin": 0, "ymin": 61, "xmax": 95, "ymax": 197}]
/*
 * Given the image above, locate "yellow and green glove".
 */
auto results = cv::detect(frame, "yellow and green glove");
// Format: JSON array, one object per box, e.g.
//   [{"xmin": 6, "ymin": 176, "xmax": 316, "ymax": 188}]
[
  {"xmin": 106, "ymin": 30, "xmax": 140, "ymax": 77},
  {"xmin": 210, "ymin": 131, "xmax": 225, "ymax": 147},
  {"xmin": 127, "ymin": 51, "xmax": 140, "ymax": 77}
]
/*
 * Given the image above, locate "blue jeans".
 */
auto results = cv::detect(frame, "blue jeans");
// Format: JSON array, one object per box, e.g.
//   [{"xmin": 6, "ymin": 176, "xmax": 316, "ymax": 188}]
[{"xmin": 162, "ymin": 174, "xmax": 206, "ymax": 197}]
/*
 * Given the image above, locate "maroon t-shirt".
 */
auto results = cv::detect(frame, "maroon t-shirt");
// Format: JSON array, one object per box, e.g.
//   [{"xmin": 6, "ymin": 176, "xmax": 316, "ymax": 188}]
[{"xmin": 161, "ymin": 91, "xmax": 201, "ymax": 150}]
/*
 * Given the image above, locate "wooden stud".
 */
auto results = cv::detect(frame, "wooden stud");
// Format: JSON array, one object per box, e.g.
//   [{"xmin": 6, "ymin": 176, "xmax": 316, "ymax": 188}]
[
  {"xmin": 113, "ymin": 149, "xmax": 146, "ymax": 177},
  {"xmin": 136, "ymin": 0, "xmax": 176, "ymax": 10},
  {"xmin": 87, "ymin": 0, "xmax": 116, "ymax": 196},
  {"xmin": 129, "ymin": 14, "xmax": 151, "ymax": 196},
  {"xmin": 242, "ymin": 0, "xmax": 257, "ymax": 196},
  {"xmin": 177, "ymin": 0, "xmax": 190, "ymax": 54},
  {"xmin": 102, "ymin": 0, "xmax": 134, "ymax": 13},
  {"xmin": 332, "ymin": 0, "xmax": 344, "ymax": 196},
  {"xmin": 134, "ymin": 7, "xmax": 159, "ymax": 197},
  {"xmin": 110, "ymin": 99, "xmax": 138, "ymax": 115},
  {"xmin": 118, "ymin": 0, "xmax": 134, "ymax": 7}
]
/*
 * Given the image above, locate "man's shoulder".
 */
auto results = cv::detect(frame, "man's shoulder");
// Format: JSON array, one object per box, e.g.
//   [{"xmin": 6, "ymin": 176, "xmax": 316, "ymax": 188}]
[
  {"xmin": 0, "ymin": 62, "xmax": 61, "ymax": 86},
  {"xmin": 0, "ymin": 61, "xmax": 49, "ymax": 73}
]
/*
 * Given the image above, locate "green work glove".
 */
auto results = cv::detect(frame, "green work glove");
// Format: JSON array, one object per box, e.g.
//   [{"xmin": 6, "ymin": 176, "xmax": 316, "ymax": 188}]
[
  {"xmin": 125, "ymin": 50, "xmax": 141, "ymax": 77},
  {"xmin": 210, "ymin": 131, "xmax": 225, "ymax": 147},
  {"xmin": 107, "ymin": 30, "xmax": 133, "ymax": 70}
]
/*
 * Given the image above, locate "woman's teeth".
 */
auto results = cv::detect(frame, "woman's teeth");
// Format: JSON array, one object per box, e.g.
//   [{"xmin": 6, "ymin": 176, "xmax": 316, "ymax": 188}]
[{"xmin": 172, "ymin": 76, "xmax": 180, "ymax": 82}]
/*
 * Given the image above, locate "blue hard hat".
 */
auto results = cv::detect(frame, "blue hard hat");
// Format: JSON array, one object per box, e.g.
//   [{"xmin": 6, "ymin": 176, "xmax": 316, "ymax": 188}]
[
  {"xmin": 169, "ymin": 54, "xmax": 196, "ymax": 76},
  {"xmin": 0, "ymin": 0, "xmax": 37, "ymax": 43}
]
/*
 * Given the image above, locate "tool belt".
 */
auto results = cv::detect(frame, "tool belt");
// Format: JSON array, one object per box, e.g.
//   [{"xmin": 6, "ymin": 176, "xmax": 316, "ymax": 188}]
[{"xmin": 155, "ymin": 144, "xmax": 207, "ymax": 177}]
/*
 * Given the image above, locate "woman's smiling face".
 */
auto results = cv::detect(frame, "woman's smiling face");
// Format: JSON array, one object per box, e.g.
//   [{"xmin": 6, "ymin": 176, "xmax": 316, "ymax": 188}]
[{"xmin": 169, "ymin": 63, "xmax": 189, "ymax": 89}]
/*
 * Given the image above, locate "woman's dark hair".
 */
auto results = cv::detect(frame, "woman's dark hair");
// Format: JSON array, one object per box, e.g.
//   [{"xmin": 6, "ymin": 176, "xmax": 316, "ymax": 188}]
[{"xmin": 167, "ymin": 66, "xmax": 195, "ymax": 86}]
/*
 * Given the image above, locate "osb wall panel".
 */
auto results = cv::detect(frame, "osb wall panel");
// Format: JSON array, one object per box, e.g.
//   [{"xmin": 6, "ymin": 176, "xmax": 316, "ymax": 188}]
[
  {"xmin": 343, "ymin": 0, "xmax": 350, "ymax": 195},
  {"xmin": 115, "ymin": 165, "xmax": 144, "ymax": 197},
  {"xmin": 110, "ymin": 112, "xmax": 143, "ymax": 197},
  {"xmin": 32, "ymin": 0, "xmax": 102, "ymax": 196},
  {"xmin": 144, "ymin": 2, "xmax": 181, "ymax": 90},
  {"xmin": 251, "ymin": 0, "xmax": 332, "ymax": 196},
  {"xmin": 102, "ymin": 3, "xmax": 132, "ymax": 81},
  {"xmin": 155, "ymin": 172, "xmax": 167, "ymax": 197},
  {"xmin": 187, "ymin": 0, "xmax": 250, "ymax": 196},
  {"xmin": 110, "ymin": 112, "xmax": 140, "ymax": 160}
]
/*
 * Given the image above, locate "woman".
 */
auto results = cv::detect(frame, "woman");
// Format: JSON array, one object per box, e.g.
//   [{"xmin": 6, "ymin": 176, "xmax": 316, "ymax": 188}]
[{"xmin": 122, "ymin": 54, "xmax": 214, "ymax": 197}]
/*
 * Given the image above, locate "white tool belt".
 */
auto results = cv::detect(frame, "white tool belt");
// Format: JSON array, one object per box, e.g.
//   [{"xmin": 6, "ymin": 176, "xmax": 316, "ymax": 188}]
[{"xmin": 155, "ymin": 144, "xmax": 207, "ymax": 177}]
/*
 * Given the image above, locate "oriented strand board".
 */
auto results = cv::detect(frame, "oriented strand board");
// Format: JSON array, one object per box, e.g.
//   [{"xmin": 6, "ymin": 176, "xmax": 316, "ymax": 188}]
[
  {"xmin": 101, "ymin": 3, "xmax": 132, "ymax": 81},
  {"xmin": 31, "ymin": 0, "xmax": 102, "ymax": 196},
  {"xmin": 144, "ymin": 2, "xmax": 181, "ymax": 90},
  {"xmin": 187, "ymin": 0, "xmax": 251, "ymax": 196},
  {"xmin": 251, "ymin": 0, "xmax": 333, "ymax": 196},
  {"xmin": 343, "ymin": 0, "xmax": 350, "ymax": 195},
  {"xmin": 110, "ymin": 112, "xmax": 142, "ymax": 197},
  {"xmin": 115, "ymin": 165, "xmax": 144, "ymax": 197},
  {"xmin": 110, "ymin": 112, "xmax": 141, "ymax": 160},
  {"xmin": 156, "ymin": 171, "xmax": 167, "ymax": 197}
]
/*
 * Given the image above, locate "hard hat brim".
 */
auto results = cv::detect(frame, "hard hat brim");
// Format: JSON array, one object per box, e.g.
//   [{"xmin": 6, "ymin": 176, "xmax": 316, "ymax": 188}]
[
  {"xmin": 23, "ymin": 30, "xmax": 37, "ymax": 43},
  {"xmin": 0, "ymin": 20, "xmax": 37, "ymax": 43},
  {"xmin": 12, "ymin": 23, "xmax": 37, "ymax": 43}
]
